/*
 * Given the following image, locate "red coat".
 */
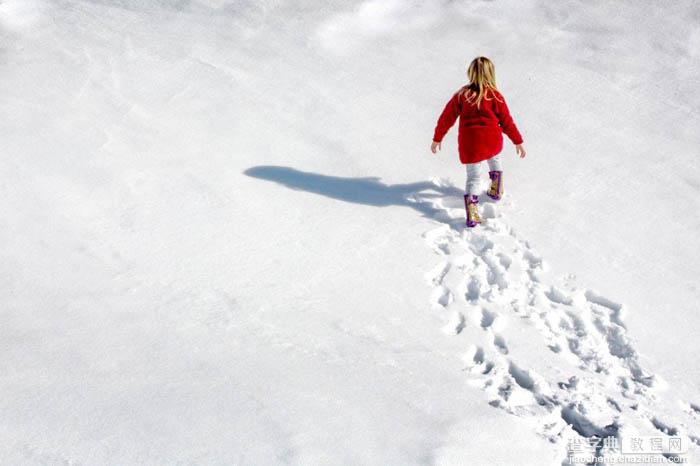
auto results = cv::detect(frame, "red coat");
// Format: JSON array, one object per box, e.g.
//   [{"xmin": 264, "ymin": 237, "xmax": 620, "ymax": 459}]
[{"xmin": 433, "ymin": 88, "xmax": 523, "ymax": 164}]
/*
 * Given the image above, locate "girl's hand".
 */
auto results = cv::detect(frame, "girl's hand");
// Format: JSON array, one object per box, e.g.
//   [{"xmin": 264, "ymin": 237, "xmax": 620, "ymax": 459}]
[
  {"xmin": 431, "ymin": 141, "xmax": 441, "ymax": 154},
  {"xmin": 516, "ymin": 144, "xmax": 526, "ymax": 158}
]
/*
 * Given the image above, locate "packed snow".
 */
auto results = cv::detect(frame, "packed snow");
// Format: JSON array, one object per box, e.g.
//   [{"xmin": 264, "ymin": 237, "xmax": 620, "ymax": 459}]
[{"xmin": 1, "ymin": 0, "xmax": 699, "ymax": 465}]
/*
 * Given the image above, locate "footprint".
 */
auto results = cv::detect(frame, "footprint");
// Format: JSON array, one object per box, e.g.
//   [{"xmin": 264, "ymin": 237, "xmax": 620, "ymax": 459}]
[
  {"xmin": 496, "ymin": 252, "xmax": 512, "ymax": 269},
  {"xmin": 560, "ymin": 403, "xmax": 618, "ymax": 439},
  {"xmin": 426, "ymin": 261, "xmax": 450, "ymax": 286},
  {"xmin": 431, "ymin": 285, "xmax": 453, "ymax": 308},
  {"xmin": 465, "ymin": 275, "xmax": 482, "ymax": 302},
  {"xmin": 423, "ymin": 226, "xmax": 452, "ymax": 255},
  {"xmin": 493, "ymin": 333, "xmax": 509, "ymax": 354},
  {"xmin": 487, "ymin": 376, "xmax": 525, "ymax": 409},
  {"xmin": 607, "ymin": 397, "xmax": 622, "ymax": 412},
  {"xmin": 522, "ymin": 249, "xmax": 544, "ymax": 269},
  {"xmin": 463, "ymin": 345, "xmax": 493, "ymax": 375},
  {"xmin": 442, "ymin": 312, "xmax": 466, "ymax": 335},
  {"xmin": 508, "ymin": 361, "xmax": 536, "ymax": 391},
  {"xmin": 590, "ymin": 310, "xmax": 655, "ymax": 387},
  {"xmin": 487, "ymin": 373, "xmax": 544, "ymax": 414},
  {"xmin": 585, "ymin": 289, "xmax": 625, "ymax": 327},
  {"xmin": 468, "ymin": 234, "xmax": 494, "ymax": 253},
  {"xmin": 545, "ymin": 286, "xmax": 573, "ymax": 305},
  {"xmin": 690, "ymin": 402, "xmax": 700, "ymax": 415},
  {"xmin": 465, "ymin": 345, "xmax": 485, "ymax": 365},
  {"xmin": 650, "ymin": 417, "xmax": 679, "ymax": 436},
  {"xmin": 482, "ymin": 252, "xmax": 508, "ymax": 290},
  {"xmin": 584, "ymin": 289, "xmax": 623, "ymax": 313},
  {"xmin": 480, "ymin": 308, "xmax": 498, "ymax": 329}
]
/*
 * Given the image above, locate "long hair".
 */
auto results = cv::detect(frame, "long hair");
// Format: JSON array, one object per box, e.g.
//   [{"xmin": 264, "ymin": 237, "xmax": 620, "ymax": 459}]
[{"xmin": 460, "ymin": 56, "xmax": 503, "ymax": 109}]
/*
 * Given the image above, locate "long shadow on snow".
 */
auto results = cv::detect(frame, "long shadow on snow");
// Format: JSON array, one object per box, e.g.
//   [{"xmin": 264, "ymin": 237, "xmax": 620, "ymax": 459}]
[{"xmin": 244, "ymin": 165, "xmax": 467, "ymax": 230}]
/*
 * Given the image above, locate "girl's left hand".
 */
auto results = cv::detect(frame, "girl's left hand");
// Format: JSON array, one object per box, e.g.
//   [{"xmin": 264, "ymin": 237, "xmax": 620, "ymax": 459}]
[
  {"xmin": 516, "ymin": 144, "xmax": 526, "ymax": 158},
  {"xmin": 431, "ymin": 141, "xmax": 441, "ymax": 154}
]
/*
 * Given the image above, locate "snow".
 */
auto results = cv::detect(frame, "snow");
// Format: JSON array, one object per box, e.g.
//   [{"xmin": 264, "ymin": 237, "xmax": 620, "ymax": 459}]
[{"xmin": 1, "ymin": 0, "xmax": 699, "ymax": 464}]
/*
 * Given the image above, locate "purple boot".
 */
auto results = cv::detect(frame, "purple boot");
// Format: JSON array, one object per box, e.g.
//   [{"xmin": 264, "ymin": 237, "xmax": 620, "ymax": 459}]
[
  {"xmin": 487, "ymin": 171, "xmax": 503, "ymax": 201},
  {"xmin": 464, "ymin": 194, "xmax": 481, "ymax": 228}
]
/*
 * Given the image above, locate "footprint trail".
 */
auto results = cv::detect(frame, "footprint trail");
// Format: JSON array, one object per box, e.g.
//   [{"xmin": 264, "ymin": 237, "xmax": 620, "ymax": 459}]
[{"xmin": 412, "ymin": 179, "xmax": 700, "ymax": 464}]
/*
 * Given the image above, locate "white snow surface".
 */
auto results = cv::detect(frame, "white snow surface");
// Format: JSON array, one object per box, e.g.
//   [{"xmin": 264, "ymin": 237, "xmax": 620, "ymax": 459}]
[{"xmin": 1, "ymin": 0, "xmax": 700, "ymax": 465}]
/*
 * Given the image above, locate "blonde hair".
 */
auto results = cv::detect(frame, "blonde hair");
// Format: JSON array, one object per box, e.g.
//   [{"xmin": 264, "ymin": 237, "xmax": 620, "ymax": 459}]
[{"xmin": 460, "ymin": 56, "xmax": 503, "ymax": 109}]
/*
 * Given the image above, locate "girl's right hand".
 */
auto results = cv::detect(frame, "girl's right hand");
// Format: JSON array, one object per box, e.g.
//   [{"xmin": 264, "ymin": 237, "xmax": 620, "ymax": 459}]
[
  {"xmin": 431, "ymin": 141, "xmax": 441, "ymax": 154},
  {"xmin": 516, "ymin": 144, "xmax": 526, "ymax": 158}
]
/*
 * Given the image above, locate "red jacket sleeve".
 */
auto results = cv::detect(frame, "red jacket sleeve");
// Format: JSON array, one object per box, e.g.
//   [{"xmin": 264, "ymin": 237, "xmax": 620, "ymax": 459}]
[
  {"xmin": 494, "ymin": 95, "xmax": 523, "ymax": 145},
  {"xmin": 433, "ymin": 92, "xmax": 461, "ymax": 143}
]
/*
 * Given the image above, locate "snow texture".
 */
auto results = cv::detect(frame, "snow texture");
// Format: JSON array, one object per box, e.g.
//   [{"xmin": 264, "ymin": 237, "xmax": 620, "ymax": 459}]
[{"xmin": 1, "ymin": 0, "xmax": 699, "ymax": 465}]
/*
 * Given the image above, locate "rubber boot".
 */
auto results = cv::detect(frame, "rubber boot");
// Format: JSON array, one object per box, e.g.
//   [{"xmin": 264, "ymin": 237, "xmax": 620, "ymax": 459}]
[
  {"xmin": 487, "ymin": 170, "xmax": 503, "ymax": 201},
  {"xmin": 464, "ymin": 194, "xmax": 481, "ymax": 228}
]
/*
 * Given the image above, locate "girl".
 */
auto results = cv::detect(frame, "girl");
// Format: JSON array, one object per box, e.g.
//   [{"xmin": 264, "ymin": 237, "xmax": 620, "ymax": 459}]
[{"xmin": 431, "ymin": 56, "xmax": 526, "ymax": 227}]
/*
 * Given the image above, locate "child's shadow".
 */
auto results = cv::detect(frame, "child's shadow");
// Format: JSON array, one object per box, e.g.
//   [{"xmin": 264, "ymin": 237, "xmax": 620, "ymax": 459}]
[{"xmin": 244, "ymin": 166, "xmax": 465, "ymax": 230}]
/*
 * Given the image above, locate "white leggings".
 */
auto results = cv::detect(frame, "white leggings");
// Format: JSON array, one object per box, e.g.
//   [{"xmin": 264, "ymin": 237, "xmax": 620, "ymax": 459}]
[{"xmin": 465, "ymin": 154, "xmax": 502, "ymax": 195}]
